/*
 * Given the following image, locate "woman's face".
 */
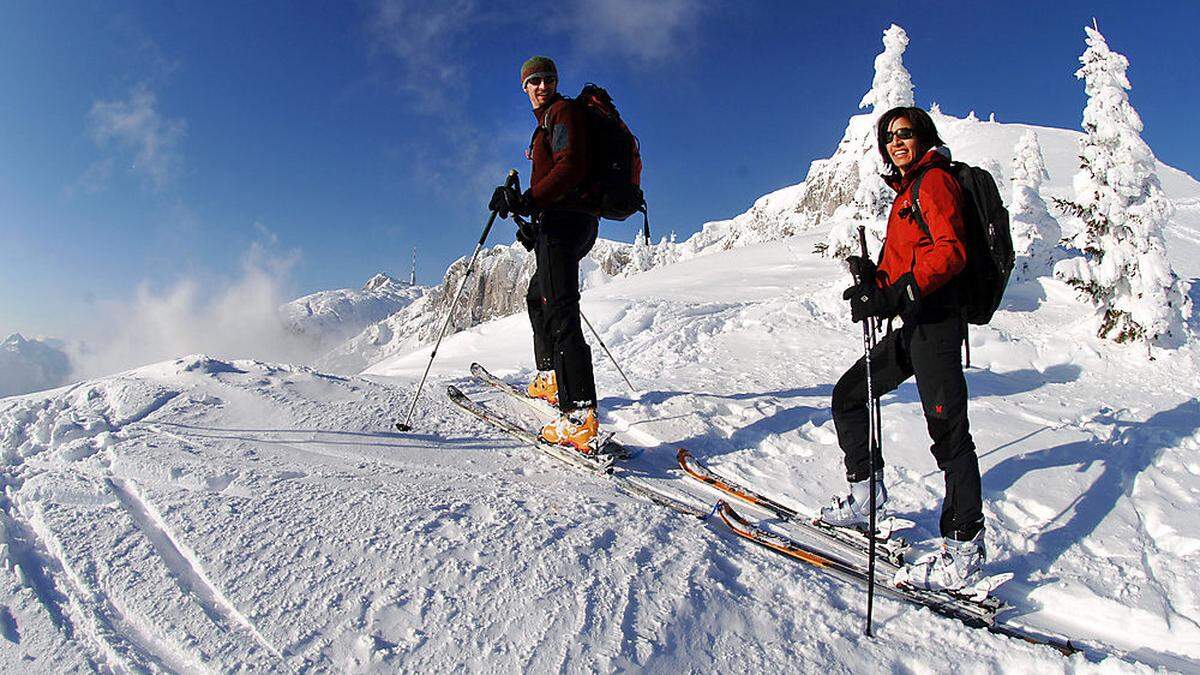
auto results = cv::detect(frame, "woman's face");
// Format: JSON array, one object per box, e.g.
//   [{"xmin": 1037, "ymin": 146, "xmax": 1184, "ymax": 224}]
[{"xmin": 885, "ymin": 116, "xmax": 924, "ymax": 174}]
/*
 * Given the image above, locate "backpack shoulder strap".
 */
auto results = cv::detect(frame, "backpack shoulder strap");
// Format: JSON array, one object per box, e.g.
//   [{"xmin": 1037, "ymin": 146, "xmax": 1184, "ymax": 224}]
[{"xmin": 908, "ymin": 164, "xmax": 943, "ymax": 238}]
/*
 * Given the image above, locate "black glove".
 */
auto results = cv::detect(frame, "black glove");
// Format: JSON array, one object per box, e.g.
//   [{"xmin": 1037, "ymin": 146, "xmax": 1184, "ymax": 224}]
[
  {"xmin": 845, "ymin": 255, "xmax": 877, "ymax": 286},
  {"xmin": 515, "ymin": 220, "xmax": 538, "ymax": 251},
  {"xmin": 488, "ymin": 186, "xmax": 531, "ymax": 219},
  {"xmin": 843, "ymin": 272, "xmax": 921, "ymax": 323}
]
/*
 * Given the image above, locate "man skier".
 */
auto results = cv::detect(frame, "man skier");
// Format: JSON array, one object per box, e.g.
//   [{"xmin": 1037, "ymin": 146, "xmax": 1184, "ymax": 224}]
[
  {"xmin": 820, "ymin": 106, "xmax": 986, "ymax": 592},
  {"xmin": 489, "ymin": 56, "xmax": 600, "ymax": 453}
]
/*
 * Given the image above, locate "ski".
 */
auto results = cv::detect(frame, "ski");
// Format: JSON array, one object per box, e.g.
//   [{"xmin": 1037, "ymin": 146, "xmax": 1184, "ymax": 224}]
[
  {"xmin": 445, "ymin": 385, "xmax": 708, "ymax": 518},
  {"xmin": 677, "ymin": 448, "xmax": 910, "ymax": 567},
  {"xmin": 470, "ymin": 362, "xmax": 559, "ymax": 418},
  {"xmin": 469, "ymin": 362, "xmax": 632, "ymax": 460},
  {"xmin": 717, "ymin": 502, "xmax": 1077, "ymax": 656}
]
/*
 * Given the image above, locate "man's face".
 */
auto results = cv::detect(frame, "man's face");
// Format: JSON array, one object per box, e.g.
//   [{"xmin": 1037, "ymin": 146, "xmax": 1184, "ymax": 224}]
[{"xmin": 524, "ymin": 75, "xmax": 557, "ymax": 109}]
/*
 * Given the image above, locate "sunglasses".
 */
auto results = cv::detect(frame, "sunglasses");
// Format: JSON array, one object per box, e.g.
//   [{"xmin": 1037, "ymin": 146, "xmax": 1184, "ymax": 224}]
[
  {"xmin": 884, "ymin": 127, "xmax": 917, "ymax": 143},
  {"xmin": 526, "ymin": 76, "xmax": 556, "ymax": 87}
]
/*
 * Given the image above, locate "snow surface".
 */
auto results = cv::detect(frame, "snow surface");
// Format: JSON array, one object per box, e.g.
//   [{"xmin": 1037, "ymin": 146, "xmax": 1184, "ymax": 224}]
[{"xmin": 4, "ymin": 214, "xmax": 1195, "ymax": 670}]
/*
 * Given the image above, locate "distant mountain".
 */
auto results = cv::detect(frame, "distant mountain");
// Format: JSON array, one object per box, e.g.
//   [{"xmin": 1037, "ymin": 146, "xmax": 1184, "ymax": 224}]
[
  {"xmin": 317, "ymin": 238, "xmax": 679, "ymax": 374},
  {"xmin": 280, "ymin": 272, "xmax": 425, "ymax": 355},
  {"xmin": 0, "ymin": 333, "xmax": 72, "ymax": 398}
]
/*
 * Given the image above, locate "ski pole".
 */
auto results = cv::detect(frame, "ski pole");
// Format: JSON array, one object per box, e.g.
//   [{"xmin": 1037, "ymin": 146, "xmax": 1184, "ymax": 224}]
[
  {"xmin": 580, "ymin": 309, "xmax": 636, "ymax": 394},
  {"xmin": 396, "ymin": 169, "xmax": 519, "ymax": 432},
  {"xmin": 857, "ymin": 224, "xmax": 879, "ymax": 638}
]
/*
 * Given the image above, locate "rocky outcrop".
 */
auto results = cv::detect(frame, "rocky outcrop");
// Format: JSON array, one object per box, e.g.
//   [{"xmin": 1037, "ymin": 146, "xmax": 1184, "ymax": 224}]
[{"xmin": 317, "ymin": 238, "xmax": 679, "ymax": 374}]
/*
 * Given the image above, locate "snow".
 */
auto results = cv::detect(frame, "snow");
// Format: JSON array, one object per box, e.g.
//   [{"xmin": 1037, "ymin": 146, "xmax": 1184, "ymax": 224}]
[{"xmin": 5, "ymin": 213, "xmax": 1192, "ymax": 668}]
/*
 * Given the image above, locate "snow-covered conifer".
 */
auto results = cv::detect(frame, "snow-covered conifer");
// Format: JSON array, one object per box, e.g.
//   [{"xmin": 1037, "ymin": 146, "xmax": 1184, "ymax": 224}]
[
  {"xmin": 1008, "ymin": 130, "xmax": 1062, "ymax": 281},
  {"xmin": 858, "ymin": 24, "xmax": 915, "ymax": 113},
  {"xmin": 820, "ymin": 24, "xmax": 916, "ymax": 259},
  {"xmin": 1052, "ymin": 25, "xmax": 1190, "ymax": 345}
]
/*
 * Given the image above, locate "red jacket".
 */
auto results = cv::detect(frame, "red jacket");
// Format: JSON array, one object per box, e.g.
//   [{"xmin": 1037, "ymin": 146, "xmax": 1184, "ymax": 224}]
[
  {"xmin": 528, "ymin": 94, "xmax": 595, "ymax": 214},
  {"xmin": 876, "ymin": 147, "xmax": 967, "ymax": 295}
]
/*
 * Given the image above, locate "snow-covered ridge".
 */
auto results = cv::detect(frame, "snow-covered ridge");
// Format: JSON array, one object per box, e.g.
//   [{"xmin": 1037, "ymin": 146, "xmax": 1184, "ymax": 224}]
[
  {"xmin": 678, "ymin": 111, "xmax": 1200, "ymax": 266},
  {"xmin": 280, "ymin": 271, "xmax": 424, "ymax": 353}
]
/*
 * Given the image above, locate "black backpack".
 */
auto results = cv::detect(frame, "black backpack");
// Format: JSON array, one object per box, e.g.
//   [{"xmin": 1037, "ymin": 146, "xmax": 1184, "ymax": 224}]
[
  {"xmin": 573, "ymin": 84, "xmax": 650, "ymax": 243},
  {"xmin": 911, "ymin": 162, "xmax": 1015, "ymax": 326}
]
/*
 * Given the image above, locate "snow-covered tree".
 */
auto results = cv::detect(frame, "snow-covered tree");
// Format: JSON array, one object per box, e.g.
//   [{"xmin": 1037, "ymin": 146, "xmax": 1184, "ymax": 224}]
[
  {"xmin": 858, "ymin": 24, "xmax": 915, "ymax": 113},
  {"xmin": 1008, "ymin": 130, "xmax": 1062, "ymax": 281},
  {"xmin": 1053, "ymin": 24, "xmax": 1191, "ymax": 346},
  {"xmin": 817, "ymin": 24, "xmax": 915, "ymax": 259}
]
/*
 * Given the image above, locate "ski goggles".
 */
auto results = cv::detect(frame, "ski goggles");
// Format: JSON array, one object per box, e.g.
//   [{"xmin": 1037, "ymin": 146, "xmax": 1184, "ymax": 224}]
[{"xmin": 883, "ymin": 127, "xmax": 917, "ymax": 143}]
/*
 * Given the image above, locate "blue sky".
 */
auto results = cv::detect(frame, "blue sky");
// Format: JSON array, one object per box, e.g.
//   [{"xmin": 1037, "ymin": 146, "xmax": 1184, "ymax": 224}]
[{"xmin": 2, "ymin": 1, "xmax": 1198, "ymax": 342}]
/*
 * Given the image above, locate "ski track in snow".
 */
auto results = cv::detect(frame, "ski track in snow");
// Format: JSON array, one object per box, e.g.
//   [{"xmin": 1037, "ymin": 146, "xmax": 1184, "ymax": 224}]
[{"xmin": 105, "ymin": 476, "xmax": 287, "ymax": 666}]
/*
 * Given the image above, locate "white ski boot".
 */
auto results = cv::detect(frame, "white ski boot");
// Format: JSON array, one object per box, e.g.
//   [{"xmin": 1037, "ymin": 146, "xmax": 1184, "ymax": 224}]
[
  {"xmin": 894, "ymin": 529, "xmax": 986, "ymax": 592},
  {"xmin": 818, "ymin": 472, "xmax": 887, "ymax": 530}
]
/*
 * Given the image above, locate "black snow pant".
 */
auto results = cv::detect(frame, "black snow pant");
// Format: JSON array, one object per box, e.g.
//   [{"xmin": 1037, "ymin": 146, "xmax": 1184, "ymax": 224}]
[
  {"xmin": 830, "ymin": 310, "xmax": 983, "ymax": 541},
  {"xmin": 526, "ymin": 210, "xmax": 599, "ymax": 413}
]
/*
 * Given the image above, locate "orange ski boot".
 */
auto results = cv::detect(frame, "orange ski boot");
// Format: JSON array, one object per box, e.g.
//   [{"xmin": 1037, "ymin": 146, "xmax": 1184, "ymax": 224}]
[
  {"xmin": 527, "ymin": 370, "xmax": 558, "ymax": 406},
  {"xmin": 540, "ymin": 407, "xmax": 600, "ymax": 454}
]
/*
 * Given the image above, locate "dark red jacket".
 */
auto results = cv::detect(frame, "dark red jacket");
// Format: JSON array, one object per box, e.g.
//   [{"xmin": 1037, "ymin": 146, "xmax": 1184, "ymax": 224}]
[
  {"xmin": 528, "ymin": 94, "xmax": 596, "ymax": 214},
  {"xmin": 876, "ymin": 147, "xmax": 967, "ymax": 296}
]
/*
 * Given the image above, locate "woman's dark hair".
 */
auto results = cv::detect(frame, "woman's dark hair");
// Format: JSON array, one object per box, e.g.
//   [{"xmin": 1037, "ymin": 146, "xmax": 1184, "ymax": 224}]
[{"xmin": 876, "ymin": 106, "xmax": 945, "ymax": 174}]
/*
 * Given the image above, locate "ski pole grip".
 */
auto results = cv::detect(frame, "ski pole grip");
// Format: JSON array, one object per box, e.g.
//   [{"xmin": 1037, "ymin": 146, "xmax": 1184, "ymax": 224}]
[
  {"xmin": 853, "ymin": 225, "xmax": 870, "ymax": 285},
  {"xmin": 479, "ymin": 170, "xmax": 522, "ymax": 246}
]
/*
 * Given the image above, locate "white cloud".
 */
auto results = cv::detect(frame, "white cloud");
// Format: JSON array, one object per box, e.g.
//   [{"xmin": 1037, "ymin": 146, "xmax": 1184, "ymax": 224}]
[
  {"xmin": 69, "ymin": 229, "xmax": 315, "ymax": 380},
  {"xmin": 65, "ymin": 158, "xmax": 116, "ymax": 197},
  {"xmin": 561, "ymin": 0, "xmax": 706, "ymax": 64},
  {"xmin": 87, "ymin": 84, "xmax": 186, "ymax": 191},
  {"xmin": 365, "ymin": 0, "xmax": 478, "ymax": 112}
]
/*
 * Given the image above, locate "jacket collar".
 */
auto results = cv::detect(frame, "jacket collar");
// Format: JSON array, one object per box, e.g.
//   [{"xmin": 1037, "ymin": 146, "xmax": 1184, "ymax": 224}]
[
  {"xmin": 883, "ymin": 145, "xmax": 952, "ymax": 192},
  {"xmin": 533, "ymin": 93, "xmax": 565, "ymax": 125}
]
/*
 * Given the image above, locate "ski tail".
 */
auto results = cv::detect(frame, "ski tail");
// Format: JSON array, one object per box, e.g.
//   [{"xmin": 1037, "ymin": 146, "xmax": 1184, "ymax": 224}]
[
  {"xmin": 678, "ymin": 448, "xmax": 907, "ymax": 566},
  {"xmin": 678, "ymin": 449, "xmax": 798, "ymax": 520}
]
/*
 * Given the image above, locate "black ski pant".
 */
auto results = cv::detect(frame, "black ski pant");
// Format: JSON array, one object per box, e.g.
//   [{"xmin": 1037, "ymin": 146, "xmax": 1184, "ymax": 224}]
[
  {"xmin": 831, "ymin": 313, "xmax": 983, "ymax": 541},
  {"xmin": 526, "ymin": 210, "xmax": 599, "ymax": 413}
]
